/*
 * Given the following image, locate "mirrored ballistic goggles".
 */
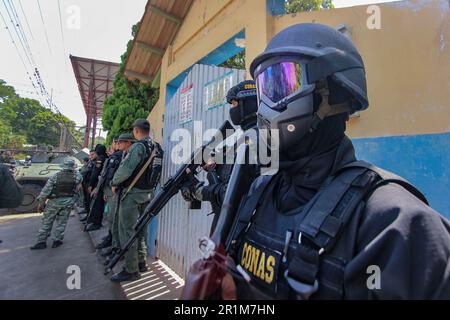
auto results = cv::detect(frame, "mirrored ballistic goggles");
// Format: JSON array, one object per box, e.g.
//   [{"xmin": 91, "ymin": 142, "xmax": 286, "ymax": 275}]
[{"xmin": 255, "ymin": 60, "xmax": 312, "ymax": 110}]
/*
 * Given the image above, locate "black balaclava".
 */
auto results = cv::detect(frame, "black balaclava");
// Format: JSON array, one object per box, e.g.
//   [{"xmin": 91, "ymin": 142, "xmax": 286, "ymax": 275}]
[
  {"xmin": 230, "ymin": 97, "xmax": 258, "ymax": 130},
  {"xmin": 227, "ymin": 80, "xmax": 258, "ymax": 130},
  {"xmin": 274, "ymin": 113, "xmax": 352, "ymax": 213},
  {"xmin": 94, "ymin": 144, "xmax": 107, "ymax": 157}
]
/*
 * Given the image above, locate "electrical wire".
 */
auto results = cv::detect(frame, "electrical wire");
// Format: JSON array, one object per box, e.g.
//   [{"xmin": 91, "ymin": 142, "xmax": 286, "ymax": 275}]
[
  {"xmin": 2, "ymin": 0, "xmax": 33, "ymax": 66},
  {"xmin": 16, "ymin": 0, "xmax": 33, "ymax": 40},
  {"xmin": 36, "ymin": 0, "xmax": 52, "ymax": 55},
  {"xmin": 0, "ymin": 8, "xmax": 43, "ymax": 102},
  {"xmin": 2, "ymin": 1, "xmax": 82, "ymax": 148}
]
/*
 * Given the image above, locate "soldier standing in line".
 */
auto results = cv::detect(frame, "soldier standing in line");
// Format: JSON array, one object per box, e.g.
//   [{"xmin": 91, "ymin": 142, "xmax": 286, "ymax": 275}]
[
  {"xmin": 102, "ymin": 133, "xmax": 135, "ymax": 264},
  {"xmin": 30, "ymin": 158, "xmax": 82, "ymax": 249},
  {"xmin": 85, "ymin": 144, "xmax": 108, "ymax": 231},
  {"xmin": 110, "ymin": 119, "xmax": 162, "ymax": 282},
  {"xmin": 96, "ymin": 136, "xmax": 128, "ymax": 249},
  {"xmin": 80, "ymin": 150, "xmax": 95, "ymax": 217}
]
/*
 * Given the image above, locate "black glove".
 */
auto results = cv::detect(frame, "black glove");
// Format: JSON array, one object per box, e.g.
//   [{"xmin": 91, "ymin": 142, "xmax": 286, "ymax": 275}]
[{"xmin": 180, "ymin": 172, "xmax": 201, "ymax": 202}]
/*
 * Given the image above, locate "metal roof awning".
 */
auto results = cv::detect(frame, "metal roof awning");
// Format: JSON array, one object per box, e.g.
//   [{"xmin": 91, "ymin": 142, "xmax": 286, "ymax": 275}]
[
  {"xmin": 124, "ymin": 0, "xmax": 193, "ymax": 85},
  {"xmin": 70, "ymin": 55, "xmax": 119, "ymax": 148}
]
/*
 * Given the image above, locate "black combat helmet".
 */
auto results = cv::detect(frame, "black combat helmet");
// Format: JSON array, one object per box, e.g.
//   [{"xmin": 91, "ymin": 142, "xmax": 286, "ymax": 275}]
[
  {"xmin": 226, "ymin": 80, "xmax": 258, "ymax": 130},
  {"xmin": 250, "ymin": 23, "xmax": 368, "ymax": 152}
]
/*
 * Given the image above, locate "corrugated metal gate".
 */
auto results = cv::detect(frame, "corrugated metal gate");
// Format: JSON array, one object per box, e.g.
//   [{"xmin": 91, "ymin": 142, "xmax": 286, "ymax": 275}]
[{"xmin": 157, "ymin": 64, "xmax": 245, "ymax": 278}]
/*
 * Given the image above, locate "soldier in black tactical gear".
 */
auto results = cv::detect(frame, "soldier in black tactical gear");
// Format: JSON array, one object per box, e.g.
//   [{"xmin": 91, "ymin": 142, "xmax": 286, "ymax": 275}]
[
  {"xmin": 80, "ymin": 150, "xmax": 95, "ymax": 218},
  {"xmin": 181, "ymin": 80, "xmax": 259, "ymax": 235},
  {"xmin": 0, "ymin": 163, "xmax": 23, "ymax": 209},
  {"xmin": 85, "ymin": 144, "xmax": 108, "ymax": 231},
  {"xmin": 221, "ymin": 23, "xmax": 450, "ymax": 300},
  {"xmin": 96, "ymin": 136, "xmax": 125, "ymax": 249}
]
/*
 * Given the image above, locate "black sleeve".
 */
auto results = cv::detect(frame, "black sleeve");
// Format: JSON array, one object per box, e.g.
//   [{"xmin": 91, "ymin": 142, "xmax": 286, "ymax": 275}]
[
  {"xmin": 0, "ymin": 164, "xmax": 24, "ymax": 208},
  {"xmin": 89, "ymin": 157, "xmax": 105, "ymax": 188},
  {"xmin": 344, "ymin": 183, "xmax": 450, "ymax": 299}
]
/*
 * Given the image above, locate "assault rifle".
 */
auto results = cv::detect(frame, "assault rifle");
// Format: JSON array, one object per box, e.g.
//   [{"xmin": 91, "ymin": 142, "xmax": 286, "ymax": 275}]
[
  {"xmin": 180, "ymin": 142, "xmax": 257, "ymax": 299},
  {"xmin": 104, "ymin": 120, "xmax": 234, "ymax": 275},
  {"xmin": 84, "ymin": 164, "xmax": 108, "ymax": 230}
]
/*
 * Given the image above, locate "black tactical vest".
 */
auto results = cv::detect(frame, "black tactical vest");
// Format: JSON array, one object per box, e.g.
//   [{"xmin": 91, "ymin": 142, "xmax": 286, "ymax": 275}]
[
  {"xmin": 103, "ymin": 150, "xmax": 123, "ymax": 184},
  {"xmin": 227, "ymin": 161, "xmax": 428, "ymax": 300},
  {"xmin": 50, "ymin": 170, "xmax": 77, "ymax": 198},
  {"xmin": 122, "ymin": 139, "xmax": 163, "ymax": 190}
]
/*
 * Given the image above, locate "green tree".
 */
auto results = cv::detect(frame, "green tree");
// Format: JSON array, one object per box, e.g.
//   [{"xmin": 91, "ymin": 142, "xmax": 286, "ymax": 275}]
[
  {"xmin": 102, "ymin": 23, "xmax": 159, "ymax": 145},
  {"xmin": 1, "ymin": 96, "xmax": 45, "ymax": 135},
  {"xmin": 285, "ymin": 0, "xmax": 334, "ymax": 13},
  {"xmin": 219, "ymin": 51, "xmax": 246, "ymax": 70},
  {"xmin": 27, "ymin": 111, "xmax": 75, "ymax": 146},
  {"xmin": 0, "ymin": 118, "xmax": 26, "ymax": 149},
  {"xmin": 0, "ymin": 80, "xmax": 75, "ymax": 148},
  {"xmin": 0, "ymin": 80, "xmax": 15, "ymax": 101}
]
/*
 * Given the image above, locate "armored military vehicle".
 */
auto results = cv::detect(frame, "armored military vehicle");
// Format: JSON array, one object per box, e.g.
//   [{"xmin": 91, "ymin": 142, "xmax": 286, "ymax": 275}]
[{"xmin": 12, "ymin": 151, "xmax": 81, "ymax": 213}]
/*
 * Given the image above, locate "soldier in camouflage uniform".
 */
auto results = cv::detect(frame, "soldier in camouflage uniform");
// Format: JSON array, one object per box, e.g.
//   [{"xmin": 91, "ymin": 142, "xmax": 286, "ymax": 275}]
[
  {"xmin": 30, "ymin": 158, "xmax": 83, "ymax": 249},
  {"xmin": 76, "ymin": 157, "xmax": 89, "ymax": 210},
  {"xmin": 110, "ymin": 120, "xmax": 158, "ymax": 282},
  {"xmin": 96, "ymin": 135, "xmax": 131, "ymax": 250},
  {"xmin": 102, "ymin": 134, "xmax": 135, "ymax": 264}
]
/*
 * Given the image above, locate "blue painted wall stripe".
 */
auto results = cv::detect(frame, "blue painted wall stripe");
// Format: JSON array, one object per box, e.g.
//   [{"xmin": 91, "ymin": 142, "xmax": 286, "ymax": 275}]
[
  {"xmin": 352, "ymin": 132, "xmax": 450, "ymax": 218},
  {"xmin": 166, "ymin": 30, "xmax": 245, "ymax": 105}
]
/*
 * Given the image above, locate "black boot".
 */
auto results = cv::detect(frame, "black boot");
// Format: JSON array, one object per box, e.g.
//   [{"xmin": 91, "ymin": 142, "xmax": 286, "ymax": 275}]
[
  {"xmin": 30, "ymin": 242, "xmax": 47, "ymax": 250},
  {"xmin": 85, "ymin": 223, "xmax": 102, "ymax": 232},
  {"xmin": 96, "ymin": 233, "xmax": 112, "ymax": 249},
  {"xmin": 52, "ymin": 240, "xmax": 63, "ymax": 248},
  {"xmin": 101, "ymin": 246, "xmax": 117, "ymax": 257},
  {"xmin": 138, "ymin": 262, "xmax": 149, "ymax": 273},
  {"xmin": 79, "ymin": 215, "xmax": 87, "ymax": 222},
  {"xmin": 110, "ymin": 269, "xmax": 140, "ymax": 282},
  {"xmin": 103, "ymin": 250, "xmax": 123, "ymax": 266}
]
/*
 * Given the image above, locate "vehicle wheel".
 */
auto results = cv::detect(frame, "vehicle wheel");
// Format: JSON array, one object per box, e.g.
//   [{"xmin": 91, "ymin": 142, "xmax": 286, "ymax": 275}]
[{"xmin": 14, "ymin": 184, "xmax": 43, "ymax": 214}]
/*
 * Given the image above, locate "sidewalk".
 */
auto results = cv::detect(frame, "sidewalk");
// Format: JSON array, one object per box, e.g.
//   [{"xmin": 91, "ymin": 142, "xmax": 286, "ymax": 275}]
[
  {"xmin": 0, "ymin": 212, "xmax": 123, "ymax": 300},
  {"xmin": 84, "ymin": 213, "xmax": 185, "ymax": 300}
]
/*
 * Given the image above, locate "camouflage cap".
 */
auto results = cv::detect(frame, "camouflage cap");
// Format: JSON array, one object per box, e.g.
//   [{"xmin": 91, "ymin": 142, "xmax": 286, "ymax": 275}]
[
  {"xmin": 117, "ymin": 133, "xmax": 135, "ymax": 142},
  {"xmin": 61, "ymin": 158, "xmax": 76, "ymax": 169},
  {"xmin": 131, "ymin": 118, "xmax": 150, "ymax": 131}
]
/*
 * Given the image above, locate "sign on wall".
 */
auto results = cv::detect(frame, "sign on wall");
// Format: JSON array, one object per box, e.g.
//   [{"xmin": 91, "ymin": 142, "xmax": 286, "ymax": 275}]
[
  {"xmin": 179, "ymin": 84, "xmax": 194, "ymax": 124},
  {"xmin": 203, "ymin": 71, "xmax": 233, "ymax": 111}
]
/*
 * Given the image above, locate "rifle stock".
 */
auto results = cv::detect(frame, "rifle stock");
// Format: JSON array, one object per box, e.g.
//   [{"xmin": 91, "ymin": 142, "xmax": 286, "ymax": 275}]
[
  {"xmin": 181, "ymin": 142, "xmax": 257, "ymax": 299},
  {"xmin": 104, "ymin": 120, "xmax": 234, "ymax": 275}
]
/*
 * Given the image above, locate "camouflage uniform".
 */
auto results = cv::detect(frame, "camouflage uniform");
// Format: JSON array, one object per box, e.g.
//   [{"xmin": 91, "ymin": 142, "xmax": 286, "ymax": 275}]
[
  {"xmin": 112, "ymin": 138, "xmax": 154, "ymax": 274},
  {"xmin": 35, "ymin": 160, "xmax": 82, "ymax": 243}
]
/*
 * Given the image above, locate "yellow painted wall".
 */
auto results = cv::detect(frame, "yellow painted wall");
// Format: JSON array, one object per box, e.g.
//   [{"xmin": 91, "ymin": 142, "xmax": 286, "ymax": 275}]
[
  {"xmin": 273, "ymin": 0, "xmax": 450, "ymax": 138},
  {"xmin": 148, "ymin": 0, "xmax": 450, "ymax": 141}
]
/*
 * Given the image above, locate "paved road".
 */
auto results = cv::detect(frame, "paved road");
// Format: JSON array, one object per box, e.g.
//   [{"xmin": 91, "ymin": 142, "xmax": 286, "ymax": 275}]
[{"xmin": 0, "ymin": 212, "xmax": 123, "ymax": 300}]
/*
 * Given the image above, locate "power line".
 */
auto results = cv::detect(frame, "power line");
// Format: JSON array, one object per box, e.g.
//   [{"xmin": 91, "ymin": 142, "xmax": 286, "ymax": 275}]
[
  {"xmin": 0, "ymin": 7, "xmax": 42, "ymax": 102},
  {"xmin": 16, "ymin": 0, "xmax": 33, "ymax": 40},
  {"xmin": 2, "ymin": 1, "xmax": 81, "ymax": 148},
  {"xmin": 36, "ymin": 0, "xmax": 52, "ymax": 55},
  {"xmin": 5, "ymin": 0, "xmax": 37, "ymax": 69},
  {"xmin": 57, "ymin": 0, "xmax": 66, "ymax": 59},
  {"xmin": 2, "ymin": 0, "xmax": 33, "ymax": 66}
]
